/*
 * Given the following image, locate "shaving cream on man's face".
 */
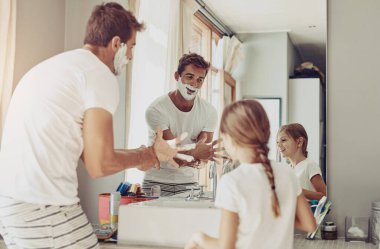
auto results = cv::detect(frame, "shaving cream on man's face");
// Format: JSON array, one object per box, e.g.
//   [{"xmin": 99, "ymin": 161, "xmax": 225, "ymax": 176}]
[
  {"xmin": 177, "ymin": 77, "xmax": 199, "ymax": 100},
  {"xmin": 113, "ymin": 43, "xmax": 129, "ymax": 75}
]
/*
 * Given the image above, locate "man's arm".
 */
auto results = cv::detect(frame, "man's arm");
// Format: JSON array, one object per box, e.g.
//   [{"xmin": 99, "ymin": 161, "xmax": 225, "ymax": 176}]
[{"xmin": 82, "ymin": 108, "xmax": 175, "ymax": 178}]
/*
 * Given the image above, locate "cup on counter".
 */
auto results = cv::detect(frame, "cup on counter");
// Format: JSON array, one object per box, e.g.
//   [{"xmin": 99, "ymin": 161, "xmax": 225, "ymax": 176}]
[{"xmin": 150, "ymin": 185, "xmax": 161, "ymax": 197}]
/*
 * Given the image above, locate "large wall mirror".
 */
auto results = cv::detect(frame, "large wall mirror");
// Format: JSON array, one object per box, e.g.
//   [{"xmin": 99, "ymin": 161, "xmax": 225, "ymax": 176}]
[
  {"xmin": 196, "ymin": 0, "xmax": 327, "ymax": 180},
  {"xmin": 122, "ymin": 0, "xmax": 327, "ymax": 198},
  {"xmin": 192, "ymin": 0, "xmax": 327, "ymax": 186}
]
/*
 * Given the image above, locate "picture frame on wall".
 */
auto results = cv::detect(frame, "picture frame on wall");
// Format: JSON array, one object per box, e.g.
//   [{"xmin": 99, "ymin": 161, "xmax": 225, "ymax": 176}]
[{"xmin": 243, "ymin": 96, "xmax": 282, "ymax": 161}]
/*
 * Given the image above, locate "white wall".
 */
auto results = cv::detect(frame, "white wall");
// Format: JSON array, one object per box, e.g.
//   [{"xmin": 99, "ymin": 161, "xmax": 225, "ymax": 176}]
[
  {"xmin": 234, "ymin": 32, "xmax": 301, "ymax": 158},
  {"xmin": 235, "ymin": 32, "xmax": 292, "ymax": 125},
  {"xmin": 233, "ymin": 32, "xmax": 300, "ymax": 160},
  {"xmin": 288, "ymin": 78, "xmax": 320, "ymax": 165},
  {"xmin": 328, "ymin": 0, "xmax": 380, "ymax": 234},
  {"xmin": 287, "ymin": 34, "xmax": 302, "ymax": 78},
  {"xmin": 14, "ymin": 0, "xmax": 65, "ymax": 87},
  {"xmin": 64, "ymin": 0, "xmax": 98, "ymax": 51}
]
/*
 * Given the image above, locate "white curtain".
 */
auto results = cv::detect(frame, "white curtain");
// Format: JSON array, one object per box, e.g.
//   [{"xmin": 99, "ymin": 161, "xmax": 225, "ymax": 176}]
[
  {"xmin": 213, "ymin": 35, "xmax": 243, "ymax": 85},
  {"xmin": 0, "ymin": 0, "xmax": 16, "ymax": 140},
  {"xmin": 222, "ymin": 36, "xmax": 243, "ymax": 74},
  {"xmin": 125, "ymin": 0, "xmax": 198, "ymax": 183},
  {"xmin": 164, "ymin": 0, "xmax": 199, "ymax": 92},
  {"xmin": 212, "ymin": 35, "xmax": 242, "ymax": 110}
]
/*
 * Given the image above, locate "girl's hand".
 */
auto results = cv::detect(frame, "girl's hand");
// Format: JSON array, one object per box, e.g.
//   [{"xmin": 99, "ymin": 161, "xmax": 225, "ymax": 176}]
[{"xmin": 184, "ymin": 232, "xmax": 204, "ymax": 249}]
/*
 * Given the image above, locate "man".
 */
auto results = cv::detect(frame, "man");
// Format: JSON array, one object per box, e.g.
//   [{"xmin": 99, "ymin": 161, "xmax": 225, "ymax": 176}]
[
  {"xmin": 0, "ymin": 3, "xmax": 177, "ymax": 248},
  {"xmin": 143, "ymin": 53, "xmax": 218, "ymax": 197}
]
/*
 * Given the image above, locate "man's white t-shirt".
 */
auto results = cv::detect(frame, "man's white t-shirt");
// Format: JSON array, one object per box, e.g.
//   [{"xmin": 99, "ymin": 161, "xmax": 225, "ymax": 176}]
[
  {"xmin": 293, "ymin": 157, "xmax": 322, "ymax": 192},
  {"xmin": 0, "ymin": 49, "xmax": 119, "ymax": 205},
  {"xmin": 144, "ymin": 94, "xmax": 217, "ymax": 183},
  {"xmin": 215, "ymin": 162, "xmax": 301, "ymax": 249}
]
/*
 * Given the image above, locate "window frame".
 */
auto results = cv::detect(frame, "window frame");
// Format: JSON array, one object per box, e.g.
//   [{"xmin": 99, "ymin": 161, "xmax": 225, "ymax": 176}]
[{"xmin": 191, "ymin": 13, "xmax": 237, "ymax": 190}]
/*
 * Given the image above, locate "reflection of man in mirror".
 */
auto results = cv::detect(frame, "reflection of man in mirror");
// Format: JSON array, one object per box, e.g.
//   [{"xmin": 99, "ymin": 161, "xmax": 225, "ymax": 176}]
[{"xmin": 143, "ymin": 53, "xmax": 218, "ymax": 196}]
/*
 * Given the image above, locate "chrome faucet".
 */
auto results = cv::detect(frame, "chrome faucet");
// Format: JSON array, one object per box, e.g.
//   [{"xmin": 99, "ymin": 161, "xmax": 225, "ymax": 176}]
[
  {"xmin": 195, "ymin": 185, "xmax": 206, "ymax": 198},
  {"xmin": 209, "ymin": 159, "xmax": 235, "ymax": 201},
  {"xmin": 186, "ymin": 186, "xmax": 200, "ymax": 201},
  {"xmin": 209, "ymin": 162, "xmax": 217, "ymax": 201}
]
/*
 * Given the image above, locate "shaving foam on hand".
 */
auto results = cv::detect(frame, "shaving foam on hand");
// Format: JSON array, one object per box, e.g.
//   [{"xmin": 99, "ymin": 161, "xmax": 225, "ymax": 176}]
[
  {"xmin": 178, "ymin": 143, "xmax": 196, "ymax": 151},
  {"xmin": 175, "ymin": 153, "xmax": 194, "ymax": 162},
  {"xmin": 167, "ymin": 132, "xmax": 189, "ymax": 148}
]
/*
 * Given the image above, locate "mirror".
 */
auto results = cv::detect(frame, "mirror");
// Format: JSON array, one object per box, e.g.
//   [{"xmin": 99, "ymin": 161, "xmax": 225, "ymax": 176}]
[
  {"xmin": 200, "ymin": 0, "xmax": 327, "ymax": 182},
  {"xmin": 124, "ymin": 0, "xmax": 327, "ymax": 198}
]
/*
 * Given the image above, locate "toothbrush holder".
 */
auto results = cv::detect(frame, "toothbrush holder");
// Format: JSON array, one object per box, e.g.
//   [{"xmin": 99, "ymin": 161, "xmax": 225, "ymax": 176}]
[{"xmin": 345, "ymin": 216, "xmax": 370, "ymax": 242}]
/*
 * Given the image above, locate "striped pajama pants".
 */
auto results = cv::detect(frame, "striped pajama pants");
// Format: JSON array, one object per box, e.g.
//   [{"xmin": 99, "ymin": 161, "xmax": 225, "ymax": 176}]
[{"xmin": 0, "ymin": 196, "xmax": 99, "ymax": 249}]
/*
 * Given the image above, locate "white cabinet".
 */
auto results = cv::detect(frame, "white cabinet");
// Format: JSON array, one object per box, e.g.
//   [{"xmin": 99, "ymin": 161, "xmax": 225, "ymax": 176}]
[{"xmin": 288, "ymin": 78, "xmax": 322, "ymax": 166}]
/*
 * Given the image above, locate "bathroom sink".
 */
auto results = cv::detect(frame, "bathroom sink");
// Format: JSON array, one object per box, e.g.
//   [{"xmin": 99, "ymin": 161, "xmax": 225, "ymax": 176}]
[
  {"xmin": 132, "ymin": 196, "xmax": 215, "ymax": 208},
  {"xmin": 158, "ymin": 199, "xmax": 214, "ymax": 208},
  {"xmin": 117, "ymin": 196, "xmax": 220, "ymax": 248}
]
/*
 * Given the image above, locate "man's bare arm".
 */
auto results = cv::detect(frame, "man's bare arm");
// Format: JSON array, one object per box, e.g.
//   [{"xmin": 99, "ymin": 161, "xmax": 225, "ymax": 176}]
[{"xmin": 82, "ymin": 108, "xmax": 176, "ymax": 178}]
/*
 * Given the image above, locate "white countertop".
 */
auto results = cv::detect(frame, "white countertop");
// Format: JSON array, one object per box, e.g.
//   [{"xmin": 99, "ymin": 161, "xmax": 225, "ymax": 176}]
[
  {"xmin": 100, "ymin": 243, "xmax": 170, "ymax": 249},
  {"xmin": 0, "ymin": 241, "xmax": 167, "ymax": 249}
]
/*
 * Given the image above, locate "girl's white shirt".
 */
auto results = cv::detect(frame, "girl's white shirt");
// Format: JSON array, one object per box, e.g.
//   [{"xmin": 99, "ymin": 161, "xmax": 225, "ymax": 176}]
[
  {"xmin": 293, "ymin": 157, "xmax": 322, "ymax": 192},
  {"xmin": 215, "ymin": 161, "xmax": 301, "ymax": 249}
]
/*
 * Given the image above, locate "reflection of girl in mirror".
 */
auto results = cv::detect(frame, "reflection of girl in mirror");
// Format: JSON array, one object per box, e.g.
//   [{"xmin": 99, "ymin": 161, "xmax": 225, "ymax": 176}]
[
  {"xmin": 185, "ymin": 100, "xmax": 316, "ymax": 249},
  {"xmin": 277, "ymin": 123, "xmax": 327, "ymax": 201}
]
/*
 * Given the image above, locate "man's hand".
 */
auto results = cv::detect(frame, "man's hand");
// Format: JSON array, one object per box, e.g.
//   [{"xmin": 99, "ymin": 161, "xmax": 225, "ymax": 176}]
[
  {"xmin": 135, "ymin": 146, "xmax": 159, "ymax": 171},
  {"xmin": 187, "ymin": 138, "xmax": 221, "ymax": 162},
  {"xmin": 152, "ymin": 128, "xmax": 179, "ymax": 168}
]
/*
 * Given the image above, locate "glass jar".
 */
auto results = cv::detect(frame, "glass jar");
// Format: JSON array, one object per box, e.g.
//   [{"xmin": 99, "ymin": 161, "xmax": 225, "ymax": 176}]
[
  {"xmin": 322, "ymin": 221, "xmax": 337, "ymax": 240},
  {"xmin": 371, "ymin": 201, "xmax": 380, "ymax": 245}
]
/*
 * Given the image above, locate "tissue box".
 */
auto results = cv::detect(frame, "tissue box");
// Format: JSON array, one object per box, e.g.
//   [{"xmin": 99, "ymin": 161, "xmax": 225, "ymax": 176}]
[
  {"xmin": 98, "ymin": 193, "xmax": 157, "ymax": 224},
  {"xmin": 345, "ymin": 216, "xmax": 370, "ymax": 242}
]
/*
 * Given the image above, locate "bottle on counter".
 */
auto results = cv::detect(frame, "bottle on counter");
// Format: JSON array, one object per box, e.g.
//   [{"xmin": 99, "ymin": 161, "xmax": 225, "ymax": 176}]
[{"xmin": 109, "ymin": 192, "xmax": 121, "ymax": 229}]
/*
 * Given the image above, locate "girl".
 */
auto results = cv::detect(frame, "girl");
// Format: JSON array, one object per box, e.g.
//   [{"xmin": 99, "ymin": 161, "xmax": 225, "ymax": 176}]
[
  {"xmin": 277, "ymin": 123, "xmax": 327, "ymax": 201},
  {"xmin": 185, "ymin": 100, "xmax": 316, "ymax": 249}
]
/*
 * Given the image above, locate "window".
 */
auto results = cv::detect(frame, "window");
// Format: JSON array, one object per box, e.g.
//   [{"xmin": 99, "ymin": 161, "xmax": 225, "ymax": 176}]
[
  {"xmin": 190, "ymin": 15, "xmax": 213, "ymax": 102},
  {"xmin": 190, "ymin": 13, "xmax": 232, "ymax": 189}
]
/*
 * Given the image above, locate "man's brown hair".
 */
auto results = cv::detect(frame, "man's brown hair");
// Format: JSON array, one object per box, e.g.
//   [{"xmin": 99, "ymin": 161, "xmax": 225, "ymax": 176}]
[
  {"xmin": 177, "ymin": 53, "xmax": 210, "ymax": 76},
  {"xmin": 84, "ymin": 2, "xmax": 144, "ymax": 46}
]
